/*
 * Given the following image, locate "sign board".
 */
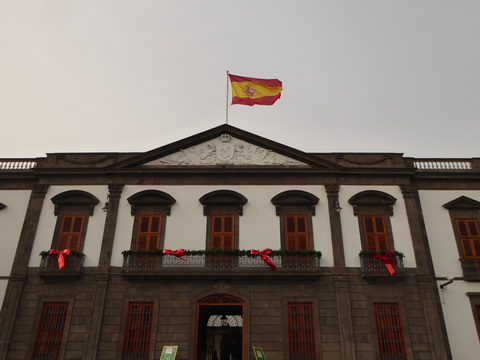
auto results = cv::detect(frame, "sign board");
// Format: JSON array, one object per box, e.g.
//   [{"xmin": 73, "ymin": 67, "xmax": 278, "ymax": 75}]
[
  {"xmin": 160, "ymin": 345, "xmax": 178, "ymax": 360},
  {"xmin": 252, "ymin": 346, "xmax": 266, "ymax": 360}
]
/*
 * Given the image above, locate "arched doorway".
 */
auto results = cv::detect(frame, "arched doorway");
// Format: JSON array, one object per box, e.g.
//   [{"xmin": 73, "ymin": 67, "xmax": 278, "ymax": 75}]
[{"xmin": 196, "ymin": 294, "xmax": 244, "ymax": 360}]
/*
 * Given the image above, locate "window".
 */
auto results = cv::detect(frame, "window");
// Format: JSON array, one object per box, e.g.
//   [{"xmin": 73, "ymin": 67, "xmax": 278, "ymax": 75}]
[
  {"xmin": 348, "ymin": 191, "xmax": 397, "ymax": 251},
  {"xmin": 443, "ymin": 196, "xmax": 480, "ymax": 277},
  {"xmin": 50, "ymin": 191, "xmax": 99, "ymax": 252},
  {"xmin": 287, "ymin": 302, "xmax": 316, "ymax": 360},
  {"xmin": 467, "ymin": 293, "xmax": 480, "ymax": 341},
  {"xmin": 127, "ymin": 190, "xmax": 176, "ymax": 251},
  {"xmin": 32, "ymin": 302, "xmax": 68, "ymax": 360},
  {"xmin": 373, "ymin": 303, "xmax": 407, "ymax": 360},
  {"xmin": 199, "ymin": 190, "xmax": 247, "ymax": 250},
  {"xmin": 363, "ymin": 215, "xmax": 389, "ymax": 251},
  {"xmin": 456, "ymin": 219, "xmax": 480, "ymax": 258},
  {"xmin": 56, "ymin": 215, "xmax": 85, "ymax": 251},
  {"xmin": 271, "ymin": 191, "xmax": 319, "ymax": 251},
  {"xmin": 211, "ymin": 215, "xmax": 235, "ymax": 250},
  {"xmin": 285, "ymin": 215, "xmax": 309, "ymax": 250},
  {"xmin": 122, "ymin": 302, "xmax": 154, "ymax": 360}
]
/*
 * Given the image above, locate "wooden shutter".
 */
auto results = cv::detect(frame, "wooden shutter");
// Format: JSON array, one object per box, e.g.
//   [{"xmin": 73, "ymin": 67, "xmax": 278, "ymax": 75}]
[
  {"xmin": 136, "ymin": 215, "xmax": 162, "ymax": 250},
  {"xmin": 363, "ymin": 215, "xmax": 390, "ymax": 251},
  {"xmin": 287, "ymin": 302, "xmax": 316, "ymax": 360},
  {"xmin": 56, "ymin": 215, "xmax": 85, "ymax": 251},
  {"xmin": 456, "ymin": 219, "xmax": 480, "ymax": 258},
  {"xmin": 374, "ymin": 303, "xmax": 407, "ymax": 359},
  {"xmin": 285, "ymin": 215, "xmax": 309, "ymax": 250},
  {"xmin": 210, "ymin": 215, "xmax": 234, "ymax": 250},
  {"xmin": 32, "ymin": 302, "xmax": 68, "ymax": 360},
  {"xmin": 122, "ymin": 302, "xmax": 153, "ymax": 360}
]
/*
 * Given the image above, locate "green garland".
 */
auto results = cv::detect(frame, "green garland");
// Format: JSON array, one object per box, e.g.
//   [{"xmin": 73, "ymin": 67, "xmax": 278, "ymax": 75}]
[
  {"xmin": 122, "ymin": 249, "xmax": 322, "ymax": 257},
  {"xmin": 39, "ymin": 250, "xmax": 85, "ymax": 257},
  {"xmin": 359, "ymin": 250, "xmax": 404, "ymax": 259}
]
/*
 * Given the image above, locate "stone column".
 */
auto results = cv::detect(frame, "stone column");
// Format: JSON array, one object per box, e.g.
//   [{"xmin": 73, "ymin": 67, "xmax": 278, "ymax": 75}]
[
  {"xmin": 325, "ymin": 184, "xmax": 356, "ymax": 360},
  {"xmin": 0, "ymin": 184, "xmax": 49, "ymax": 360},
  {"xmin": 400, "ymin": 185, "xmax": 452, "ymax": 360},
  {"xmin": 85, "ymin": 184, "xmax": 124, "ymax": 360}
]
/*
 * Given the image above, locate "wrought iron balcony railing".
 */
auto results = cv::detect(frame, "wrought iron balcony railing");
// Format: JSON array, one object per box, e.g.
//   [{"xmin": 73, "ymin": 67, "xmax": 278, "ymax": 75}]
[
  {"xmin": 38, "ymin": 253, "xmax": 85, "ymax": 278},
  {"xmin": 122, "ymin": 252, "xmax": 322, "ymax": 278},
  {"xmin": 359, "ymin": 254, "xmax": 405, "ymax": 279},
  {"xmin": 459, "ymin": 258, "xmax": 480, "ymax": 280}
]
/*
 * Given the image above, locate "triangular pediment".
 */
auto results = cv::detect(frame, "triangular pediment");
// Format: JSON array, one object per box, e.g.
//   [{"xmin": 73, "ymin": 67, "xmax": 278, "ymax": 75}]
[
  {"xmin": 443, "ymin": 196, "xmax": 480, "ymax": 210},
  {"xmin": 109, "ymin": 124, "xmax": 342, "ymax": 170}
]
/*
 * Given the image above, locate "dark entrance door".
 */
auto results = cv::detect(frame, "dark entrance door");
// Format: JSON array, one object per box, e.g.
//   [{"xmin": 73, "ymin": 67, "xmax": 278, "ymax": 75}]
[{"xmin": 196, "ymin": 295, "xmax": 243, "ymax": 360}]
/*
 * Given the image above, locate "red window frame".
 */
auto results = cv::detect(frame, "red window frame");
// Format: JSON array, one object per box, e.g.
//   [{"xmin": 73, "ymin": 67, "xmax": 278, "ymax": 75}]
[
  {"xmin": 122, "ymin": 302, "xmax": 154, "ymax": 360},
  {"xmin": 56, "ymin": 215, "xmax": 85, "ymax": 251},
  {"xmin": 136, "ymin": 215, "xmax": 163, "ymax": 250},
  {"xmin": 287, "ymin": 302, "xmax": 316, "ymax": 360},
  {"xmin": 363, "ymin": 215, "xmax": 390, "ymax": 251},
  {"xmin": 285, "ymin": 215, "xmax": 309, "ymax": 250},
  {"xmin": 456, "ymin": 219, "xmax": 480, "ymax": 258},
  {"xmin": 210, "ymin": 215, "xmax": 235, "ymax": 250},
  {"xmin": 374, "ymin": 303, "xmax": 407, "ymax": 359},
  {"xmin": 32, "ymin": 302, "xmax": 68, "ymax": 359}
]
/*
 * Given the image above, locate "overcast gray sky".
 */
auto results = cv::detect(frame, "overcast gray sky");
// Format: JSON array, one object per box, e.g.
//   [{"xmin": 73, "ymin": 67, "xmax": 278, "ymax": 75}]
[{"xmin": 1, "ymin": 1, "xmax": 479, "ymax": 159}]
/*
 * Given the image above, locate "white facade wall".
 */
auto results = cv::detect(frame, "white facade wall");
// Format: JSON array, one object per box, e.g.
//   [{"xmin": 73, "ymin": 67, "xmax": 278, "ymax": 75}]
[
  {"xmin": 110, "ymin": 185, "xmax": 334, "ymax": 267},
  {"xmin": 419, "ymin": 190, "xmax": 480, "ymax": 360},
  {"xmin": 28, "ymin": 186, "xmax": 108, "ymax": 267},
  {"xmin": 0, "ymin": 190, "xmax": 30, "ymax": 308},
  {"xmin": 339, "ymin": 186, "xmax": 417, "ymax": 268}
]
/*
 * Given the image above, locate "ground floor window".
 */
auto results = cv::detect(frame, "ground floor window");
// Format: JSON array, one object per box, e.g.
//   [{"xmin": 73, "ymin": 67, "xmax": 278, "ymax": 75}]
[
  {"xmin": 287, "ymin": 302, "xmax": 316, "ymax": 360},
  {"xmin": 122, "ymin": 302, "xmax": 154, "ymax": 360},
  {"xmin": 373, "ymin": 302, "xmax": 407, "ymax": 360},
  {"xmin": 32, "ymin": 302, "xmax": 68, "ymax": 360}
]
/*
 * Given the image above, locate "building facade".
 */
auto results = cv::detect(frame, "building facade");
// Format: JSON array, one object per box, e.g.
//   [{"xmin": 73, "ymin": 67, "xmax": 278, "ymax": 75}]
[{"xmin": 0, "ymin": 124, "xmax": 479, "ymax": 360}]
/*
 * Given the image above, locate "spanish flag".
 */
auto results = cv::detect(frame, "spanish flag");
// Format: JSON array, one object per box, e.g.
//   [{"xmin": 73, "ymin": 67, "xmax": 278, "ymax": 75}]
[{"xmin": 228, "ymin": 74, "xmax": 282, "ymax": 106}]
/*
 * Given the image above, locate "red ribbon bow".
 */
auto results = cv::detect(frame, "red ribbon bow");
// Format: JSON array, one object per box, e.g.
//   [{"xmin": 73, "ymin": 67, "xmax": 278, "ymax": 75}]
[
  {"xmin": 49, "ymin": 249, "xmax": 71, "ymax": 269},
  {"xmin": 250, "ymin": 248, "xmax": 276, "ymax": 271},
  {"xmin": 373, "ymin": 252, "xmax": 397, "ymax": 275},
  {"xmin": 163, "ymin": 249, "xmax": 187, "ymax": 262}
]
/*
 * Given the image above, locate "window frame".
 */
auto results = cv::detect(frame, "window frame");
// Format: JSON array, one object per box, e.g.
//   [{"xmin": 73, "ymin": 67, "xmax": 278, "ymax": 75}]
[
  {"xmin": 373, "ymin": 302, "xmax": 407, "ymax": 360},
  {"xmin": 50, "ymin": 190, "xmax": 99, "ymax": 252},
  {"xmin": 287, "ymin": 302, "xmax": 317, "ymax": 360},
  {"xmin": 271, "ymin": 190, "xmax": 319, "ymax": 251},
  {"xmin": 467, "ymin": 293, "xmax": 480, "ymax": 342},
  {"xmin": 348, "ymin": 190, "xmax": 397, "ymax": 252},
  {"xmin": 199, "ymin": 190, "xmax": 247, "ymax": 250},
  {"xmin": 127, "ymin": 190, "xmax": 176, "ymax": 251}
]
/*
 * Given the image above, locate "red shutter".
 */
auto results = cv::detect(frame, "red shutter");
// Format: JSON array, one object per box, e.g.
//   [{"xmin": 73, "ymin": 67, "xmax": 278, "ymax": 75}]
[
  {"xmin": 210, "ymin": 215, "xmax": 235, "ymax": 250},
  {"xmin": 288, "ymin": 302, "xmax": 316, "ymax": 360},
  {"xmin": 122, "ymin": 302, "xmax": 154, "ymax": 359},
  {"xmin": 374, "ymin": 303, "xmax": 407, "ymax": 359},
  {"xmin": 456, "ymin": 219, "xmax": 480, "ymax": 258},
  {"xmin": 56, "ymin": 215, "xmax": 85, "ymax": 251},
  {"xmin": 136, "ymin": 215, "xmax": 162, "ymax": 250},
  {"xmin": 285, "ymin": 215, "xmax": 309, "ymax": 250},
  {"xmin": 32, "ymin": 302, "xmax": 68, "ymax": 359},
  {"xmin": 363, "ymin": 215, "xmax": 390, "ymax": 251}
]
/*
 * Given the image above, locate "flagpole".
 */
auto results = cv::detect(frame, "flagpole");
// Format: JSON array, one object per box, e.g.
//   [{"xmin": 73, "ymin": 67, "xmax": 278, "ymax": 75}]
[{"xmin": 226, "ymin": 70, "xmax": 229, "ymax": 124}]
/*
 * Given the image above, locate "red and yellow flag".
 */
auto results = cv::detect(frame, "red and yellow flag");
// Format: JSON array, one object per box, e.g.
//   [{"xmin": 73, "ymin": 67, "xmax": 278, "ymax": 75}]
[{"xmin": 228, "ymin": 74, "xmax": 282, "ymax": 106}]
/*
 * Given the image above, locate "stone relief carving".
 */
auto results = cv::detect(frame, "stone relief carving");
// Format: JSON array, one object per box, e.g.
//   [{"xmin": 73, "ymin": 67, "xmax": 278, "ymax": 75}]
[{"xmin": 145, "ymin": 134, "xmax": 307, "ymax": 166}]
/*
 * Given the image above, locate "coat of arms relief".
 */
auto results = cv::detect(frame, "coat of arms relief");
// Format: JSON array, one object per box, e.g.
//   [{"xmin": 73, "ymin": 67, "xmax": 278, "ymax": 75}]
[{"xmin": 145, "ymin": 134, "xmax": 307, "ymax": 166}]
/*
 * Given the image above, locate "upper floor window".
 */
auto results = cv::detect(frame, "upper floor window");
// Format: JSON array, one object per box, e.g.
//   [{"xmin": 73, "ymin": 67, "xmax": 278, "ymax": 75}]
[
  {"xmin": 443, "ymin": 196, "xmax": 480, "ymax": 278},
  {"xmin": 348, "ymin": 191, "xmax": 397, "ymax": 251},
  {"xmin": 50, "ymin": 191, "xmax": 99, "ymax": 252},
  {"xmin": 271, "ymin": 190, "xmax": 319, "ymax": 250},
  {"xmin": 127, "ymin": 190, "xmax": 176, "ymax": 251},
  {"xmin": 199, "ymin": 190, "xmax": 247, "ymax": 250}
]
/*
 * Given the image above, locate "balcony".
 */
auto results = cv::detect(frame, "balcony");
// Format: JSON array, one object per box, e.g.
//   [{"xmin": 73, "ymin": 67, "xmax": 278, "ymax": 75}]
[
  {"xmin": 459, "ymin": 258, "xmax": 480, "ymax": 281},
  {"xmin": 121, "ymin": 249, "xmax": 322, "ymax": 280},
  {"xmin": 359, "ymin": 251, "xmax": 405, "ymax": 280},
  {"xmin": 38, "ymin": 251, "xmax": 85, "ymax": 280}
]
